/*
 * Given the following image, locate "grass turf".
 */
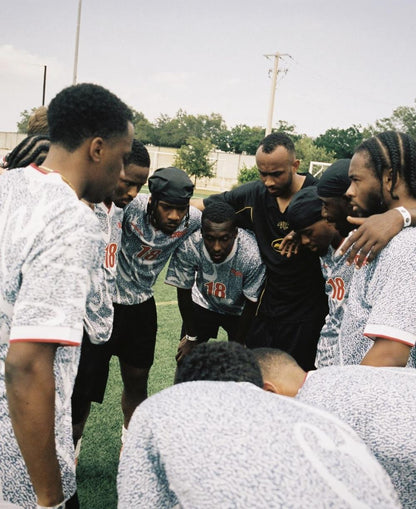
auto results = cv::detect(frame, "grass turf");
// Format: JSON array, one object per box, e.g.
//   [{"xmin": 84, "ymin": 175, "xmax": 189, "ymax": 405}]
[{"xmin": 76, "ymin": 264, "xmax": 226, "ymax": 508}]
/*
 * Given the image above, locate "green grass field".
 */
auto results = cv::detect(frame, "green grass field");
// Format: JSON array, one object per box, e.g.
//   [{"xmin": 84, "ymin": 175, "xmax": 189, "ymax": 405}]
[{"xmin": 76, "ymin": 193, "xmax": 225, "ymax": 507}]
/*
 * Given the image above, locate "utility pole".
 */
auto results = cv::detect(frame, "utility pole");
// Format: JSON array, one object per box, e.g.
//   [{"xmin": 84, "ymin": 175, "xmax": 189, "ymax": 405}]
[
  {"xmin": 264, "ymin": 52, "xmax": 290, "ymax": 135},
  {"xmin": 73, "ymin": 0, "xmax": 83, "ymax": 85},
  {"xmin": 42, "ymin": 65, "xmax": 47, "ymax": 105}
]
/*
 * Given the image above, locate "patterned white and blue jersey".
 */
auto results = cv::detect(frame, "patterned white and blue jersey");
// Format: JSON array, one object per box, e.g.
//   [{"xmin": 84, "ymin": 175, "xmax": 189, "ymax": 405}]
[
  {"xmin": 315, "ymin": 244, "xmax": 353, "ymax": 367},
  {"xmin": 298, "ymin": 365, "xmax": 416, "ymax": 508},
  {"xmin": 83, "ymin": 202, "xmax": 123, "ymax": 343},
  {"xmin": 338, "ymin": 228, "xmax": 416, "ymax": 366},
  {"xmin": 165, "ymin": 229, "xmax": 265, "ymax": 315},
  {"xmin": 0, "ymin": 165, "xmax": 102, "ymax": 507},
  {"xmin": 115, "ymin": 194, "xmax": 201, "ymax": 305},
  {"xmin": 118, "ymin": 381, "xmax": 400, "ymax": 509}
]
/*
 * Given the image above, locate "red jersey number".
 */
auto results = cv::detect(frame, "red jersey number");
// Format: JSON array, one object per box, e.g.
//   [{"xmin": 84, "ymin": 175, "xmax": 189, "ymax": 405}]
[
  {"xmin": 105, "ymin": 243, "xmax": 117, "ymax": 268},
  {"xmin": 327, "ymin": 277, "xmax": 345, "ymax": 301},
  {"xmin": 137, "ymin": 245, "xmax": 162, "ymax": 261},
  {"xmin": 205, "ymin": 281, "xmax": 227, "ymax": 299}
]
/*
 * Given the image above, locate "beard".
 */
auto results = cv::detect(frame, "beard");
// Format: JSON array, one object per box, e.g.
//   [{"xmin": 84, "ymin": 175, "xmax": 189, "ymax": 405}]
[{"xmin": 354, "ymin": 188, "xmax": 388, "ymax": 217}]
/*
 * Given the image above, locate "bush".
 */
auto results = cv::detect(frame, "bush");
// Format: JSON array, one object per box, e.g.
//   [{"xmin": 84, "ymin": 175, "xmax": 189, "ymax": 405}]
[{"xmin": 237, "ymin": 164, "xmax": 259, "ymax": 185}]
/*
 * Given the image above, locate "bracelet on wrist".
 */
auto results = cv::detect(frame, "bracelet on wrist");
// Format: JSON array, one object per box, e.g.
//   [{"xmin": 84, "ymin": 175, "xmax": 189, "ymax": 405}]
[
  {"xmin": 395, "ymin": 206, "xmax": 411, "ymax": 228},
  {"xmin": 184, "ymin": 334, "xmax": 198, "ymax": 342}
]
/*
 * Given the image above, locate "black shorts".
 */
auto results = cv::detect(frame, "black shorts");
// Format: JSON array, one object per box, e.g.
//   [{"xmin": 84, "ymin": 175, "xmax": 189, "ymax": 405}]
[
  {"xmin": 110, "ymin": 299, "xmax": 158, "ymax": 368},
  {"xmin": 246, "ymin": 314, "xmax": 325, "ymax": 371},
  {"xmin": 72, "ymin": 330, "xmax": 113, "ymax": 410},
  {"xmin": 72, "ymin": 299, "xmax": 157, "ymax": 408},
  {"xmin": 181, "ymin": 302, "xmax": 240, "ymax": 342}
]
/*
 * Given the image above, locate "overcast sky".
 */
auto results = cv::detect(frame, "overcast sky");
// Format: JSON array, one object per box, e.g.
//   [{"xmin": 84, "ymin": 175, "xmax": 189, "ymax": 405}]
[{"xmin": 1, "ymin": 0, "xmax": 415, "ymax": 137}]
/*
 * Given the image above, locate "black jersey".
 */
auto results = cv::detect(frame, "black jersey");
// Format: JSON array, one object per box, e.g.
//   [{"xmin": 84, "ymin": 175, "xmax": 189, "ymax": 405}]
[{"xmin": 204, "ymin": 176, "xmax": 328, "ymax": 321}]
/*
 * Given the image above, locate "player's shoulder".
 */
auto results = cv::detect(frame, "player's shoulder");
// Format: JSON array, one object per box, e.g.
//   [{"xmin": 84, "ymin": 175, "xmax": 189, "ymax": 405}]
[
  {"xmin": 384, "ymin": 227, "xmax": 416, "ymax": 252},
  {"xmin": 371, "ymin": 227, "xmax": 416, "ymax": 274},
  {"xmin": 123, "ymin": 193, "xmax": 149, "ymax": 218},
  {"xmin": 187, "ymin": 229, "xmax": 203, "ymax": 244},
  {"xmin": 301, "ymin": 172, "xmax": 318, "ymax": 187},
  {"xmin": 231, "ymin": 180, "xmax": 265, "ymax": 200},
  {"xmin": 205, "ymin": 181, "xmax": 265, "ymax": 206},
  {"xmin": 236, "ymin": 228, "xmax": 262, "ymax": 258},
  {"xmin": 189, "ymin": 204, "xmax": 202, "ymax": 222},
  {"xmin": 175, "ymin": 229, "xmax": 203, "ymax": 255}
]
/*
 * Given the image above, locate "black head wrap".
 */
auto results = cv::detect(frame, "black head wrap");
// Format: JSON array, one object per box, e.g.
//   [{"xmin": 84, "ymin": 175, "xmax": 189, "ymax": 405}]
[
  {"xmin": 317, "ymin": 159, "xmax": 351, "ymax": 198},
  {"xmin": 287, "ymin": 186, "xmax": 323, "ymax": 231},
  {"xmin": 148, "ymin": 167, "xmax": 194, "ymax": 205}
]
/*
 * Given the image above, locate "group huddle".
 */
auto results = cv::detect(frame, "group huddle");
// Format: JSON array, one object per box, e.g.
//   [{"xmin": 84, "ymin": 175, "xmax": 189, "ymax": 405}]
[{"xmin": 0, "ymin": 82, "xmax": 415, "ymax": 509}]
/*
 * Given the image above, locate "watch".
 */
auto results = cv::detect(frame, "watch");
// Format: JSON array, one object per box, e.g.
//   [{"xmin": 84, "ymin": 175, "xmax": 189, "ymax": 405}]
[
  {"xmin": 185, "ymin": 334, "xmax": 198, "ymax": 342},
  {"xmin": 395, "ymin": 206, "xmax": 411, "ymax": 228}
]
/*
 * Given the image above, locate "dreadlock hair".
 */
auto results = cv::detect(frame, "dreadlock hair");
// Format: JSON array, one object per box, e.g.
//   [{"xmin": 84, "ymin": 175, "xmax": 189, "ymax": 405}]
[
  {"xmin": 202, "ymin": 202, "xmax": 237, "ymax": 231},
  {"xmin": 48, "ymin": 83, "xmax": 133, "ymax": 152},
  {"xmin": 6, "ymin": 135, "xmax": 50, "ymax": 169},
  {"xmin": 146, "ymin": 197, "xmax": 190, "ymax": 229},
  {"xmin": 355, "ymin": 131, "xmax": 416, "ymax": 200},
  {"xmin": 125, "ymin": 139, "xmax": 150, "ymax": 168},
  {"xmin": 258, "ymin": 132, "xmax": 296, "ymax": 155},
  {"xmin": 174, "ymin": 341, "xmax": 263, "ymax": 388}
]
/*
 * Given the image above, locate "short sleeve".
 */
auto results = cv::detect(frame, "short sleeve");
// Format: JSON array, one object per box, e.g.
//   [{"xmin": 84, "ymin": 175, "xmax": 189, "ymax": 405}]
[
  {"xmin": 10, "ymin": 216, "xmax": 101, "ymax": 346},
  {"xmin": 364, "ymin": 235, "xmax": 416, "ymax": 346},
  {"xmin": 165, "ymin": 235, "xmax": 199, "ymax": 289}
]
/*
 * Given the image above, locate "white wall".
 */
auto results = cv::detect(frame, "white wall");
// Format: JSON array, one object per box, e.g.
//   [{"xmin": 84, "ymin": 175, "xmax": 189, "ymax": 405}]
[{"xmin": 0, "ymin": 133, "xmax": 256, "ymax": 191}]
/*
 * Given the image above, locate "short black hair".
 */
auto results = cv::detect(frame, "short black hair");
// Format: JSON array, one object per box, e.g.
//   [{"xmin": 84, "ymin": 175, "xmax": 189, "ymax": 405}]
[
  {"xmin": 48, "ymin": 83, "xmax": 133, "ymax": 151},
  {"xmin": 252, "ymin": 348, "xmax": 299, "ymax": 374},
  {"xmin": 6, "ymin": 135, "xmax": 50, "ymax": 169},
  {"xmin": 355, "ymin": 131, "xmax": 416, "ymax": 200},
  {"xmin": 125, "ymin": 139, "xmax": 150, "ymax": 168},
  {"xmin": 202, "ymin": 202, "xmax": 237, "ymax": 230},
  {"xmin": 258, "ymin": 132, "xmax": 295, "ymax": 155},
  {"xmin": 174, "ymin": 342, "xmax": 263, "ymax": 387}
]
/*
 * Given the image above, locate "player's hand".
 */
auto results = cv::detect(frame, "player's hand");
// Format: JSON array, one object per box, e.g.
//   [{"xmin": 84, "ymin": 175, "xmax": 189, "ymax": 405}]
[
  {"xmin": 175, "ymin": 337, "xmax": 197, "ymax": 363},
  {"xmin": 280, "ymin": 231, "xmax": 300, "ymax": 258},
  {"xmin": 336, "ymin": 211, "xmax": 403, "ymax": 268}
]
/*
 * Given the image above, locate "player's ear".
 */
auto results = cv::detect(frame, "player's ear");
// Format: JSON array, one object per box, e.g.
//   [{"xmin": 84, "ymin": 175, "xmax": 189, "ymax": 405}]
[
  {"xmin": 293, "ymin": 159, "xmax": 300, "ymax": 172},
  {"xmin": 89, "ymin": 137, "xmax": 104, "ymax": 163},
  {"xmin": 262, "ymin": 380, "xmax": 280, "ymax": 394},
  {"xmin": 383, "ymin": 168, "xmax": 395, "ymax": 192}
]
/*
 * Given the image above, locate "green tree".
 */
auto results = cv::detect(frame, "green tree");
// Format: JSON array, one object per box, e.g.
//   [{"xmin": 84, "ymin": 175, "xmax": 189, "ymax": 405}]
[
  {"xmin": 215, "ymin": 121, "xmax": 301, "ymax": 155},
  {"xmin": 216, "ymin": 124, "xmax": 265, "ymax": 155},
  {"xmin": 295, "ymin": 136, "xmax": 335, "ymax": 173},
  {"xmin": 314, "ymin": 125, "xmax": 365, "ymax": 159},
  {"xmin": 174, "ymin": 136, "xmax": 215, "ymax": 185},
  {"xmin": 153, "ymin": 110, "xmax": 227, "ymax": 148},
  {"xmin": 237, "ymin": 164, "xmax": 259, "ymax": 185},
  {"xmin": 274, "ymin": 120, "xmax": 302, "ymax": 142},
  {"xmin": 17, "ymin": 107, "xmax": 38, "ymax": 133},
  {"xmin": 372, "ymin": 100, "xmax": 416, "ymax": 138},
  {"xmin": 131, "ymin": 110, "xmax": 156, "ymax": 145}
]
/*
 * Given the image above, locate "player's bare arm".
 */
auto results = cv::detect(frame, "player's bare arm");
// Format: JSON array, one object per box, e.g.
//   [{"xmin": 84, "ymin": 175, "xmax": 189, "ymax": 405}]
[
  {"xmin": 360, "ymin": 338, "xmax": 412, "ymax": 367},
  {"xmin": 176, "ymin": 288, "xmax": 199, "ymax": 362},
  {"xmin": 5, "ymin": 342, "xmax": 64, "ymax": 507}
]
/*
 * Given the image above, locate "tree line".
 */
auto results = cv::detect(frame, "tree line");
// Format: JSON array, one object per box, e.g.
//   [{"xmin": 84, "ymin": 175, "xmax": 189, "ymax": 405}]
[{"xmin": 16, "ymin": 100, "xmax": 416, "ymax": 184}]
